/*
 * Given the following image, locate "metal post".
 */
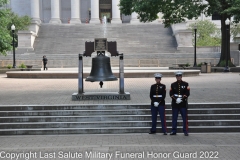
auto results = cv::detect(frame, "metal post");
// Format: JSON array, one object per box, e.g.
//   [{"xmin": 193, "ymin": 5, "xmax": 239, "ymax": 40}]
[
  {"xmin": 224, "ymin": 19, "xmax": 230, "ymax": 72},
  {"xmin": 193, "ymin": 25, "xmax": 197, "ymax": 67},
  {"xmin": 78, "ymin": 53, "xmax": 84, "ymax": 94},
  {"xmin": 89, "ymin": 8, "xmax": 91, "ymax": 20},
  {"xmin": 12, "ymin": 30, "xmax": 16, "ymax": 68},
  {"xmin": 227, "ymin": 25, "xmax": 229, "ymax": 70},
  {"xmin": 119, "ymin": 54, "xmax": 124, "ymax": 94}
]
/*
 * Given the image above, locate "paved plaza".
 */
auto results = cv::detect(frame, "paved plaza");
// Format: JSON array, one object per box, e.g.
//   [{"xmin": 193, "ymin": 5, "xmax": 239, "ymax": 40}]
[
  {"xmin": 0, "ymin": 70, "xmax": 240, "ymax": 160},
  {"xmin": 0, "ymin": 70, "xmax": 240, "ymax": 105},
  {"xmin": 0, "ymin": 133, "xmax": 240, "ymax": 160}
]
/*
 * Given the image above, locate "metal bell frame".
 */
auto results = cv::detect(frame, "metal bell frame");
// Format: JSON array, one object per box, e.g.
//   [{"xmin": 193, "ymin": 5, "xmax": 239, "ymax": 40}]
[{"xmin": 78, "ymin": 40, "xmax": 125, "ymax": 94}]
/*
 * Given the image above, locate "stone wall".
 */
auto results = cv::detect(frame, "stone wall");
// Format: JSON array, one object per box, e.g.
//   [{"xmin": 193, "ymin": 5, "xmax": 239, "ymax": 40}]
[
  {"xmin": 231, "ymin": 51, "xmax": 240, "ymax": 66},
  {"xmin": 10, "ymin": 0, "xmax": 31, "ymax": 16}
]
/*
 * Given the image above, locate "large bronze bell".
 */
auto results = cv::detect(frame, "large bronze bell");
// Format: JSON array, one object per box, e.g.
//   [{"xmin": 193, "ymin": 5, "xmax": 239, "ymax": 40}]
[{"xmin": 86, "ymin": 54, "xmax": 117, "ymax": 82}]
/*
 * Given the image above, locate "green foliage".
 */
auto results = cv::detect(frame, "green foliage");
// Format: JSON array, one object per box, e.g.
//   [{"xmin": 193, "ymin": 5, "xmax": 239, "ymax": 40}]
[
  {"xmin": 7, "ymin": 64, "xmax": 12, "ymax": 69},
  {"xmin": 119, "ymin": 0, "xmax": 240, "ymax": 66},
  {"xmin": 189, "ymin": 20, "xmax": 221, "ymax": 46},
  {"xmin": 7, "ymin": 13, "xmax": 31, "ymax": 32},
  {"xmin": 119, "ymin": 0, "xmax": 135, "ymax": 16},
  {"xmin": 217, "ymin": 60, "xmax": 235, "ymax": 67},
  {"xmin": 0, "ymin": 0, "xmax": 31, "ymax": 56},
  {"xmin": 197, "ymin": 62, "xmax": 203, "ymax": 67},
  {"xmin": 119, "ymin": 0, "xmax": 240, "ymax": 27},
  {"xmin": 19, "ymin": 63, "xmax": 26, "ymax": 69},
  {"xmin": 0, "ymin": 0, "xmax": 8, "ymax": 6},
  {"xmin": 185, "ymin": 63, "xmax": 190, "ymax": 67},
  {"xmin": 0, "ymin": 1, "xmax": 12, "ymax": 56},
  {"xmin": 222, "ymin": 0, "xmax": 240, "ymax": 23}
]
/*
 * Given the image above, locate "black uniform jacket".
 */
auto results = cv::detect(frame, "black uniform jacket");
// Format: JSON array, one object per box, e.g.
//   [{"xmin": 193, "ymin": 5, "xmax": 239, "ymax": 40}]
[
  {"xmin": 43, "ymin": 57, "xmax": 48, "ymax": 64},
  {"xmin": 150, "ymin": 83, "xmax": 166, "ymax": 106},
  {"xmin": 170, "ymin": 80, "xmax": 190, "ymax": 108}
]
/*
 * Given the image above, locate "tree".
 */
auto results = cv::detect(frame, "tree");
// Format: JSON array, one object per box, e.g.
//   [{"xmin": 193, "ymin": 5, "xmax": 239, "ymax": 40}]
[
  {"xmin": 119, "ymin": 0, "xmax": 240, "ymax": 67},
  {"xmin": 0, "ymin": 0, "xmax": 31, "ymax": 56},
  {"xmin": 189, "ymin": 20, "xmax": 221, "ymax": 47}
]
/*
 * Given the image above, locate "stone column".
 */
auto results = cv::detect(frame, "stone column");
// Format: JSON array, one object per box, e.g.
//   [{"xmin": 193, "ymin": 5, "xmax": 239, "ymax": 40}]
[
  {"xmin": 131, "ymin": 12, "xmax": 140, "ymax": 23},
  {"xmin": 111, "ymin": 0, "xmax": 122, "ymax": 24},
  {"xmin": 90, "ymin": 0, "xmax": 100, "ymax": 24},
  {"xmin": 31, "ymin": 0, "xmax": 41, "ymax": 24},
  {"xmin": 49, "ymin": 0, "xmax": 62, "ymax": 24},
  {"xmin": 70, "ymin": 0, "xmax": 81, "ymax": 24}
]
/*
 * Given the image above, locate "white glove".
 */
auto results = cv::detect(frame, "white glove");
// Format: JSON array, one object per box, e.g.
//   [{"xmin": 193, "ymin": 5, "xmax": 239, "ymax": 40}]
[
  {"xmin": 154, "ymin": 102, "xmax": 159, "ymax": 107},
  {"xmin": 176, "ymin": 98, "xmax": 182, "ymax": 104}
]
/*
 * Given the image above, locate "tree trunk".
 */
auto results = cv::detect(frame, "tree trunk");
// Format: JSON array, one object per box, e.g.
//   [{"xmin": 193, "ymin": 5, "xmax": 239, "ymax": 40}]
[{"xmin": 217, "ymin": 15, "xmax": 235, "ymax": 67}]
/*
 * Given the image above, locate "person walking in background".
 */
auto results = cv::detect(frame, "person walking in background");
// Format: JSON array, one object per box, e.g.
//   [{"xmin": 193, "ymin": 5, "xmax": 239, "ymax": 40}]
[
  {"xmin": 149, "ymin": 73, "xmax": 168, "ymax": 135},
  {"xmin": 42, "ymin": 55, "xmax": 48, "ymax": 70},
  {"xmin": 169, "ymin": 71, "xmax": 190, "ymax": 136}
]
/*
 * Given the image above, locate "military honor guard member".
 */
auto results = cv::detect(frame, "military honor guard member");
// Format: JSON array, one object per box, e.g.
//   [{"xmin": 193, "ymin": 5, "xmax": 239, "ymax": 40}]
[
  {"xmin": 169, "ymin": 71, "xmax": 190, "ymax": 136},
  {"xmin": 149, "ymin": 73, "xmax": 168, "ymax": 135}
]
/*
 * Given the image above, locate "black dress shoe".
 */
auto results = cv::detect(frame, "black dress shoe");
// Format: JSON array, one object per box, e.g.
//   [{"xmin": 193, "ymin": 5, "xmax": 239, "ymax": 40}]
[
  {"xmin": 184, "ymin": 133, "xmax": 189, "ymax": 136},
  {"xmin": 170, "ymin": 132, "xmax": 176, "ymax": 135},
  {"xmin": 149, "ymin": 131, "xmax": 156, "ymax": 134},
  {"xmin": 163, "ymin": 132, "xmax": 168, "ymax": 135}
]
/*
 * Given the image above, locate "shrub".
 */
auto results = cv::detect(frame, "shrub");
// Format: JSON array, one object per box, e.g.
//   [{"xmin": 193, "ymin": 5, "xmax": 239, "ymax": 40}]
[
  {"xmin": 197, "ymin": 62, "xmax": 203, "ymax": 67},
  {"xmin": 185, "ymin": 63, "xmax": 190, "ymax": 67},
  {"xmin": 7, "ymin": 64, "xmax": 12, "ymax": 69},
  {"xmin": 19, "ymin": 63, "xmax": 26, "ymax": 68}
]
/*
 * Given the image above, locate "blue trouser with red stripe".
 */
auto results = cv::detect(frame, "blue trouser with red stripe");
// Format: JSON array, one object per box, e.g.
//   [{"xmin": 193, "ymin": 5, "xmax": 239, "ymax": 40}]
[
  {"xmin": 150, "ymin": 105, "xmax": 167, "ymax": 133},
  {"xmin": 171, "ymin": 107, "xmax": 188, "ymax": 134}
]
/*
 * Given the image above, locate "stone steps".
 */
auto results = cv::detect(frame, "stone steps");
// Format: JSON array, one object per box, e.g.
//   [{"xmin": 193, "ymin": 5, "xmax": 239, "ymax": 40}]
[
  {"xmin": 1, "ymin": 108, "xmax": 240, "ymax": 116},
  {"xmin": 33, "ymin": 24, "xmax": 179, "ymax": 55},
  {"xmin": 1, "ymin": 114, "xmax": 239, "ymax": 122},
  {"xmin": 1, "ymin": 121, "xmax": 240, "ymax": 130},
  {"xmin": 0, "ymin": 103, "xmax": 239, "ymax": 135},
  {"xmin": 0, "ymin": 54, "xmax": 220, "ymax": 67},
  {"xmin": 1, "ymin": 127, "xmax": 240, "ymax": 135},
  {"xmin": 0, "ymin": 23, "xmax": 221, "ymax": 67}
]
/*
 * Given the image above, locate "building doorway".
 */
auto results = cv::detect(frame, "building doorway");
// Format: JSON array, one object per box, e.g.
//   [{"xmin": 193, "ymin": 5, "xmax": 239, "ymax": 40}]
[{"xmin": 99, "ymin": 0, "xmax": 111, "ymax": 23}]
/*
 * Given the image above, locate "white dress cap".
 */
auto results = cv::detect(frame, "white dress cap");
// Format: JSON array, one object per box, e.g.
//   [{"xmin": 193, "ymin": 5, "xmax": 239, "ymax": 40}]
[
  {"xmin": 154, "ymin": 73, "xmax": 162, "ymax": 78},
  {"xmin": 174, "ymin": 71, "xmax": 183, "ymax": 75}
]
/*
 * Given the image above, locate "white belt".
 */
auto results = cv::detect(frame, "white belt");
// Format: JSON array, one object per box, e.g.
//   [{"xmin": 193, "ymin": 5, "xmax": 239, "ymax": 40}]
[
  {"xmin": 174, "ymin": 94, "xmax": 182, "ymax": 98},
  {"xmin": 153, "ymin": 95, "xmax": 162, "ymax": 97}
]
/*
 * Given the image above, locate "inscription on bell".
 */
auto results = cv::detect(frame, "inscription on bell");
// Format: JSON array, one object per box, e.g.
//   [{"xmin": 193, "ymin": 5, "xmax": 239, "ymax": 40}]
[{"xmin": 95, "ymin": 38, "xmax": 107, "ymax": 51}]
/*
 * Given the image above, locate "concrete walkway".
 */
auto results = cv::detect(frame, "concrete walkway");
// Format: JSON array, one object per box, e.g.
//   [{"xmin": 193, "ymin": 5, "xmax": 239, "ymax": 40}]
[
  {"xmin": 0, "ymin": 70, "xmax": 239, "ymax": 105},
  {"xmin": 0, "ymin": 133, "xmax": 239, "ymax": 160},
  {"xmin": 0, "ymin": 70, "xmax": 240, "ymax": 160}
]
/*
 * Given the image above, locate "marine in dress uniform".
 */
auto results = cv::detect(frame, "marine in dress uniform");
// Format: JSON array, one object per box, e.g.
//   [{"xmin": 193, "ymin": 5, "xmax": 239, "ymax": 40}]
[
  {"xmin": 169, "ymin": 71, "xmax": 190, "ymax": 136},
  {"xmin": 149, "ymin": 73, "xmax": 168, "ymax": 135}
]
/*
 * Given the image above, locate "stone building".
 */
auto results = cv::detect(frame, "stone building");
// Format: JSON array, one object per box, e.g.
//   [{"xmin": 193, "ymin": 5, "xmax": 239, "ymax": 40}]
[
  {"xmin": 8, "ymin": 0, "xmax": 162, "ymax": 24},
  {"xmin": 5, "ymin": 0, "xmax": 239, "ymax": 67}
]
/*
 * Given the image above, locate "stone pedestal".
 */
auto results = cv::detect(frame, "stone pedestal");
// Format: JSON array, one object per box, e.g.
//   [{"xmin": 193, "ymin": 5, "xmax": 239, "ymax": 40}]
[
  {"xmin": 17, "ymin": 31, "xmax": 37, "ymax": 50},
  {"xmin": 72, "ymin": 92, "xmax": 130, "ymax": 101}
]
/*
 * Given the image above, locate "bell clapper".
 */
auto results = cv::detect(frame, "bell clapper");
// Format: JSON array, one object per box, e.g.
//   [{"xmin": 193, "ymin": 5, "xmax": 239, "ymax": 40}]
[{"xmin": 99, "ymin": 81, "xmax": 103, "ymax": 88}]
